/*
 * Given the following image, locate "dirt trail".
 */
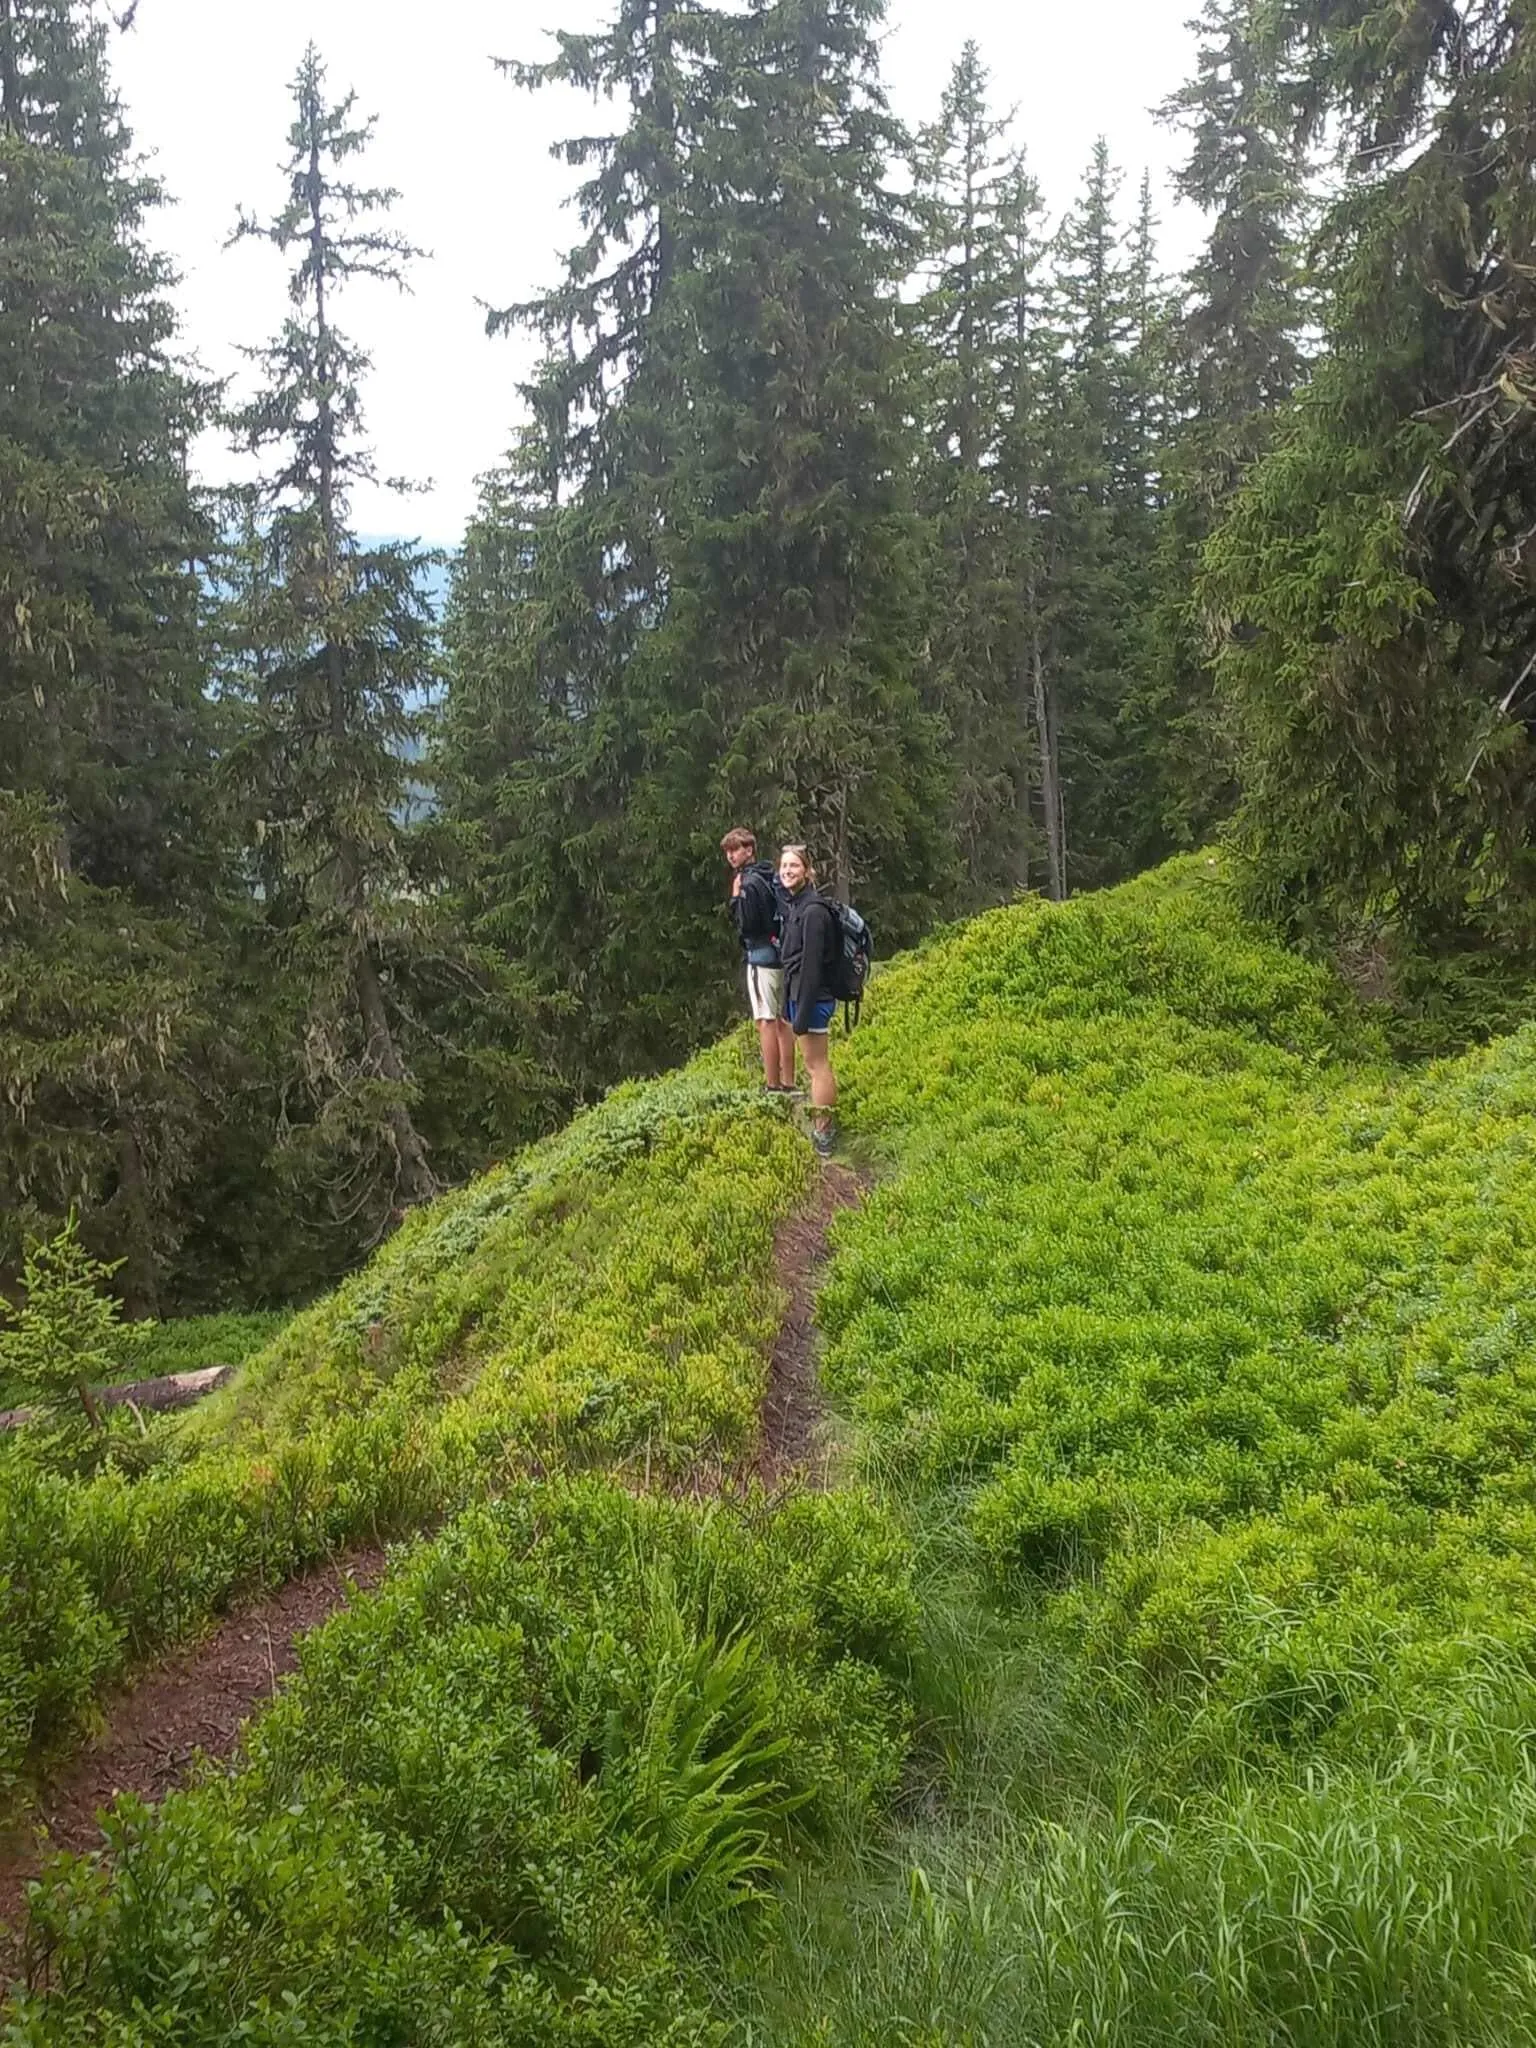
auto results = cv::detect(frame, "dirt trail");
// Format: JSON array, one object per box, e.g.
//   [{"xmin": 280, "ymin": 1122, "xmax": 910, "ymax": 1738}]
[
  {"xmin": 757, "ymin": 1161, "xmax": 865, "ymax": 1489},
  {"xmin": 0, "ymin": 1550, "xmax": 383, "ymax": 1983},
  {"xmin": 0, "ymin": 1160, "xmax": 865, "ymax": 1985}
]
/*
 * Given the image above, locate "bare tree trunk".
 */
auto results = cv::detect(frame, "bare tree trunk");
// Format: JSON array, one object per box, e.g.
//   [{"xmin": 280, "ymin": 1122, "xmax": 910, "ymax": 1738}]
[
  {"xmin": 113, "ymin": 1125, "xmax": 160, "ymax": 1320},
  {"xmin": 353, "ymin": 943, "xmax": 436, "ymax": 1208},
  {"xmin": 827, "ymin": 785, "xmax": 852, "ymax": 901},
  {"xmin": 0, "ymin": 0, "xmax": 19, "ymax": 131},
  {"xmin": 1031, "ymin": 617, "xmax": 1066, "ymax": 902}
]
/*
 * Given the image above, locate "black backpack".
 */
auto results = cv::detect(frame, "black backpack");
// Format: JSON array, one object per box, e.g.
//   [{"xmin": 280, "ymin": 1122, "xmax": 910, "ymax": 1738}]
[{"xmin": 825, "ymin": 901, "xmax": 874, "ymax": 1026}]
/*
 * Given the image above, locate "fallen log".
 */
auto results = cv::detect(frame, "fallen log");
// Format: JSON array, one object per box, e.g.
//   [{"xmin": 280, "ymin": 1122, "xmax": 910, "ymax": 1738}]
[{"xmin": 0, "ymin": 1363, "xmax": 234, "ymax": 1433}]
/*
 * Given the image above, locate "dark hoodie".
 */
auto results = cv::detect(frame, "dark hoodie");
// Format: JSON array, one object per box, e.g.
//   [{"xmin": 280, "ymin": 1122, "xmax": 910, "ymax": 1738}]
[
  {"xmin": 780, "ymin": 884, "xmax": 838, "ymax": 1032},
  {"xmin": 730, "ymin": 860, "xmax": 783, "ymax": 966}
]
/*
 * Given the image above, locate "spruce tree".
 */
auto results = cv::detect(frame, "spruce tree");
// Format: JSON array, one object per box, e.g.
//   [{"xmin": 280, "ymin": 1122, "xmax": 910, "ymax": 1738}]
[
  {"xmin": 991, "ymin": 154, "xmax": 1061, "ymax": 899},
  {"xmin": 447, "ymin": 0, "xmax": 952, "ymax": 1092},
  {"xmin": 442, "ymin": 0, "xmax": 724, "ymax": 1095},
  {"xmin": 0, "ymin": 0, "xmax": 230, "ymax": 1306},
  {"xmin": 1133, "ymin": 0, "xmax": 1310, "ymax": 854},
  {"xmin": 666, "ymin": 0, "xmax": 952, "ymax": 915},
  {"xmin": 908, "ymin": 43, "xmax": 1035, "ymax": 900},
  {"xmin": 219, "ymin": 47, "xmax": 440, "ymax": 1232},
  {"xmin": 1031, "ymin": 138, "xmax": 1149, "ymax": 888},
  {"xmin": 1206, "ymin": 0, "xmax": 1536, "ymax": 955}
]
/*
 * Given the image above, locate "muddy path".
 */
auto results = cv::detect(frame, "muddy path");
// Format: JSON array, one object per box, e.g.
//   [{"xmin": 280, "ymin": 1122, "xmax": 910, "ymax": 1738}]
[
  {"xmin": 0, "ymin": 1550, "xmax": 384, "ymax": 1985},
  {"xmin": 757, "ymin": 1160, "xmax": 865, "ymax": 1489}
]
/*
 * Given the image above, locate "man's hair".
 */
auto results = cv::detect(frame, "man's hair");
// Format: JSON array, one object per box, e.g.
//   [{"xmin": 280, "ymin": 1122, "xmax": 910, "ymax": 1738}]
[{"xmin": 720, "ymin": 826, "xmax": 756, "ymax": 856}]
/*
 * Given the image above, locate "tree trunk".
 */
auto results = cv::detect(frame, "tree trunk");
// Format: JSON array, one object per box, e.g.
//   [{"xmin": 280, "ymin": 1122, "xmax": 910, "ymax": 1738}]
[
  {"xmin": 1031, "ymin": 617, "xmax": 1066, "ymax": 902},
  {"xmin": 352, "ymin": 942, "xmax": 436, "ymax": 1208},
  {"xmin": 0, "ymin": 0, "xmax": 18, "ymax": 132},
  {"xmin": 113, "ymin": 1124, "xmax": 160, "ymax": 1320}
]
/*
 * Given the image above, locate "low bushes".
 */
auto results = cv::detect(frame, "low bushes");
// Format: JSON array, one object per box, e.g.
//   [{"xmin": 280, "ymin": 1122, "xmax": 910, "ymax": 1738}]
[
  {"xmin": 822, "ymin": 857, "xmax": 1536, "ymax": 1753},
  {"xmin": 9, "ymin": 1479, "xmax": 915, "ymax": 2045},
  {"xmin": 0, "ymin": 1065, "xmax": 811, "ymax": 1792}
]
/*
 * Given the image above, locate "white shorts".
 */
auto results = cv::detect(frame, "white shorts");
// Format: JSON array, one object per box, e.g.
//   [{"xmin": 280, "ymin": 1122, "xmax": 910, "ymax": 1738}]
[{"xmin": 746, "ymin": 964, "xmax": 786, "ymax": 1023}]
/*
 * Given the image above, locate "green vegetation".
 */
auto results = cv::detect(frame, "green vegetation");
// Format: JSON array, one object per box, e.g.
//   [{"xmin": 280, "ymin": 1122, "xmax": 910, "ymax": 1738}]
[
  {"xmin": 13, "ymin": 859, "xmax": 1536, "ymax": 2045},
  {"xmin": 0, "ymin": 1068, "xmax": 808, "ymax": 1794},
  {"xmin": 724, "ymin": 858, "xmax": 1536, "ymax": 2042},
  {"xmin": 9, "ymin": 1482, "xmax": 912, "ymax": 2044}
]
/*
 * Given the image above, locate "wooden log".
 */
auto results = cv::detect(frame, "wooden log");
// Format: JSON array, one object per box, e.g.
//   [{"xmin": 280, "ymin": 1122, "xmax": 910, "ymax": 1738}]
[{"xmin": 0, "ymin": 1363, "xmax": 235, "ymax": 1433}]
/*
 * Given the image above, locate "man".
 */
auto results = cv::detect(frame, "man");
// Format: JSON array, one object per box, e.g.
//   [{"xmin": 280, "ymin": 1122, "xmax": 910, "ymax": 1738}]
[{"xmin": 721, "ymin": 826, "xmax": 796, "ymax": 1093}]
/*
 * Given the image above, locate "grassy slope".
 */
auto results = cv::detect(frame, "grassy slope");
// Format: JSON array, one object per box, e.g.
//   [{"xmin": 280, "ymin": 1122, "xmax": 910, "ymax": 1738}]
[
  {"xmin": 727, "ymin": 855, "xmax": 1536, "ymax": 2045},
  {"xmin": 5, "ymin": 1057, "xmax": 920, "ymax": 2043},
  {"xmin": 15, "ymin": 856, "xmax": 1536, "ymax": 2043},
  {"xmin": 1, "ymin": 1064, "xmax": 816, "ymax": 1792}
]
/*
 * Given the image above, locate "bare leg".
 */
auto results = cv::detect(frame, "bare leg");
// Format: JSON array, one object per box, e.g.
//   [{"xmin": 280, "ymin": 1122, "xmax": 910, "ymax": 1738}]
[
  {"xmin": 774, "ymin": 1018, "xmax": 796, "ymax": 1089},
  {"xmin": 756, "ymin": 1017, "xmax": 785, "ymax": 1089},
  {"xmin": 799, "ymin": 1031, "xmax": 837, "ymax": 1150}
]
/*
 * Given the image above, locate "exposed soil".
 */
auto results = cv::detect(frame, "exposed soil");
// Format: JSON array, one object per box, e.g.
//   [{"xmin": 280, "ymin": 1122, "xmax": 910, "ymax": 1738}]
[
  {"xmin": 0, "ymin": 1548, "xmax": 384, "ymax": 1986},
  {"xmin": 757, "ymin": 1161, "xmax": 866, "ymax": 1489},
  {"xmin": 0, "ymin": 1158, "xmax": 866, "ymax": 1990}
]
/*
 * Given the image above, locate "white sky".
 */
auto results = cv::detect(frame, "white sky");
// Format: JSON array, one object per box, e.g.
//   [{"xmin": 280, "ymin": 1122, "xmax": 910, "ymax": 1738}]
[{"xmin": 110, "ymin": 0, "xmax": 1204, "ymax": 544}]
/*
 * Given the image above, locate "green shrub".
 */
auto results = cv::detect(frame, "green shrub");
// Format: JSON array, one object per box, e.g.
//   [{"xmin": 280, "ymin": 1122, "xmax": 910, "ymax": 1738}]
[
  {"xmin": 820, "ymin": 858, "xmax": 1536, "ymax": 1756},
  {"xmin": 0, "ymin": 1067, "xmax": 813, "ymax": 1790},
  {"xmin": 10, "ymin": 1478, "xmax": 913, "ymax": 2045}
]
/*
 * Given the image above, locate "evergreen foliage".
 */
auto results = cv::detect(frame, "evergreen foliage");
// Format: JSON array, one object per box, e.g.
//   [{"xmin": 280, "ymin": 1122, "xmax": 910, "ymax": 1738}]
[
  {"xmin": 0, "ymin": 0, "xmax": 235, "ymax": 1308},
  {"xmin": 218, "ymin": 47, "xmax": 483, "ymax": 1248},
  {"xmin": 1206, "ymin": 0, "xmax": 1536, "ymax": 959}
]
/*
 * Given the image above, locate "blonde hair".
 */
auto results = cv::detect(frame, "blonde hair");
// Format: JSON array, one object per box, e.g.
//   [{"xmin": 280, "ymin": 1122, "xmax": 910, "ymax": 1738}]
[{"xmin": 779, "ymin": 843, "xmax": 816, "ymax": 886}]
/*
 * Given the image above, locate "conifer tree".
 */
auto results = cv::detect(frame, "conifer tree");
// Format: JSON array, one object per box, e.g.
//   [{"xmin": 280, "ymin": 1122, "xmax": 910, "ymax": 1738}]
[
  {"xmin": 1032, "ymin": 138, "xmax": 1148, "ymax": 888},
  {"xmin": 908, "ymin": 43, "xmax": 1034, "ymax": 899},
  {"xmin": 442, "ymin": 0, "xmax": 724, "ymax": 1094},
  {"xmin": 1206, "ymin": 0, "xmax": 1536, "ymax": 954},
  {"xmin": 219, "ymin": 47, "xmax": 440, "ymax": 1232},
  {"xmin": 447, "ymin": 0, "xmax": 952, "ymax": 1091},
  {"xmin": 670, "ymin": 0, "xmax": 951, "ymax": 913},
  {"xmin": 991, "ymin": 154, "xmax": 1060, "ymax": 898},
  {"xmin": 0, "ymin": 0, "xmax": 230, "ymax": 1305},
  {"xmin": 1133, "ymin": 0, "xmax": 1310, "ymax": 853}
]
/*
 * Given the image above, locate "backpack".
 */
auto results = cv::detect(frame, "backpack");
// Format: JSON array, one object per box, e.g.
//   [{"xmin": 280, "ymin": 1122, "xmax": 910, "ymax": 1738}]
[{"xmin": 825, "ymin": 901, "xmax": 874, "ymax": 1027}]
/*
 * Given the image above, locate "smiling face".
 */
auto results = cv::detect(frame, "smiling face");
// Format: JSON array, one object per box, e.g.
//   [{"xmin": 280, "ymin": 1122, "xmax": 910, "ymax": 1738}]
[{"xmin": 779, "ymin": 846, "xmax": 810, "ymax": 893}]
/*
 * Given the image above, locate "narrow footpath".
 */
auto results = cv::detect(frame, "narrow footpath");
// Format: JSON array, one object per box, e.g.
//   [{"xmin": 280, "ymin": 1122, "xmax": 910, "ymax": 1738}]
[{"xmin": 0, "ymin": 1158, "xmax": 864, "ymax": 1991}]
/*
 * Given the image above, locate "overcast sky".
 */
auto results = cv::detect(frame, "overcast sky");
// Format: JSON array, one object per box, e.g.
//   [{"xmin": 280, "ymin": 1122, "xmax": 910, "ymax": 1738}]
[{"xmin": 110, "ymin": 0, "xmax": 1204, "ymax": 544}]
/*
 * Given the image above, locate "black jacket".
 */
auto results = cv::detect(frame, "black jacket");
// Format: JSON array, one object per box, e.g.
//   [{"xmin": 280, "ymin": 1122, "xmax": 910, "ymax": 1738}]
[
  {"xmin": 730, "ymin": 861, "xmax": 782, "ymax": 962},
  {"xmin": 780, "ymin": 885, "xmax": 838, "ymax": 1031}
]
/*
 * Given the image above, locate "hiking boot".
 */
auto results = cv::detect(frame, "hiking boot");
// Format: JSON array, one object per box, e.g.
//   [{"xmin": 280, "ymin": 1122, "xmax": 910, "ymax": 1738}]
[{"xmin": 811, "ymin": 1124, "xmax": 835, "ymax": 1159}]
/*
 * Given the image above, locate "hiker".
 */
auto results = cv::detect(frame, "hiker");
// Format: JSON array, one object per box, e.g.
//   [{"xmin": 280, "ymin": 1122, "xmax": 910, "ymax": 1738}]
[
  {"xmin": 722, "ymin": 825, "xmax": 795, "ymax": 1093},
  {"xmin": 778, "ymin": 843, "xmax": 839, "ymax": 1157}
]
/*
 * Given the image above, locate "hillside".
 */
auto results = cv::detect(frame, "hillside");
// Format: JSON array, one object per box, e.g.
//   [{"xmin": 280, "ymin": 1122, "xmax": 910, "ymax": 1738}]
[{"xmin": 8, "ymin": 857, "xmax": 1536, "ymax": 2043}]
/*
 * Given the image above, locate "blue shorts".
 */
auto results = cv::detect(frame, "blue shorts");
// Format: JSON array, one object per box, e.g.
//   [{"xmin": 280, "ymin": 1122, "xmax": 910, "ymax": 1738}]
[{"xmin": 788, "ymin": 997, "xmax": 836, "ymax": 1034}]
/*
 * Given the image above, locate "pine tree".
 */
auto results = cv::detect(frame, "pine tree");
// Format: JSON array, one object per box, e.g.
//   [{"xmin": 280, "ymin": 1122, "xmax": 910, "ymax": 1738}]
[
  {"xmin": 907, "ymin": 43, "xmax": 1035, "ymax": 900},
  {"xmin": 442, "ymin": 0, "xmax": 726, "ymax": 1095},
  {"xmin": 1031, "ymin": 138, "xmax": 1150, "ymax": 889},
  {"xmin": 667, "ymin": 0, "xmax": 951, "ymax": 914},
  {"xmin": 447, "ymin": 0, "xmax": 953, "ymax": 1093},
  {"xmin": 219, "ymin": 47, "xmax": 441, "ymax": 1233},
  {"xmin": 1206, "ymin": 0, "xmax": 1536, "ymax": 955},
  {"xmin": 991, "ymin": 154, "xmax": 1061, "ymax": 899},
  {"xmin": 0, "ymin": 0, "xmax": 231, "ymax": 1307},
  {"xmin": 1131, "ymin": 0, "xmax": 1310, "ymax": 855}
]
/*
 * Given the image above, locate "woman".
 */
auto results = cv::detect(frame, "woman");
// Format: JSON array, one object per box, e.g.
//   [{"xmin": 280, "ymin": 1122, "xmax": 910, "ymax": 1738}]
[{"xmin": 778, "ymin": 843, "xmax": 839, "ymax": 1157}]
